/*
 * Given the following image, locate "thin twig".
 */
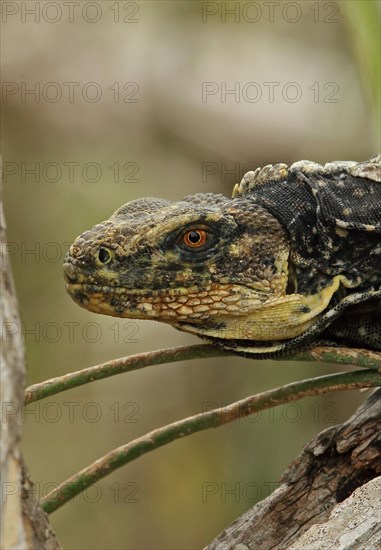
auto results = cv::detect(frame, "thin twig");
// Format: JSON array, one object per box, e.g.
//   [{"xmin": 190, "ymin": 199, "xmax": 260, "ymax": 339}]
[
  {"xmin": 40, "ymin": 368, "xmax": 381, "ymax": 514},
  {"xmin": 24, "ymin": 344, "xmax": 227, "ymax": 404},
  {"xmin": 24, "ymin": 344, "xmax": 381, "ymax": 405}
]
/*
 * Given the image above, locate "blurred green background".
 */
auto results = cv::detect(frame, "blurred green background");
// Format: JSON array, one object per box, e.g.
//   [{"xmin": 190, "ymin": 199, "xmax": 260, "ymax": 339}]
[{"xmin": 2, "ymin": 1, "xmax": 380, "ymax": 548}]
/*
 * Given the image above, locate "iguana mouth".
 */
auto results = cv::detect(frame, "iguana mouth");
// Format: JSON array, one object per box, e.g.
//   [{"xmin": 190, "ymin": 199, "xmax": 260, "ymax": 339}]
[
  {"xmin": 65, "ymin": 280, "xmax": 263, "ymax": 322},
  {"xmin": 64, "ymin": 278, "xmax": 330, "ymax": 341}
]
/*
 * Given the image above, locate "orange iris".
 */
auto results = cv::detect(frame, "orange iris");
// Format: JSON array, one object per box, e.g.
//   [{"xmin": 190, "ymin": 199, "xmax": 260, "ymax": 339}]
[{"xmin": 183, "ymin": 229, "xmax": 207, "ymax": 248}]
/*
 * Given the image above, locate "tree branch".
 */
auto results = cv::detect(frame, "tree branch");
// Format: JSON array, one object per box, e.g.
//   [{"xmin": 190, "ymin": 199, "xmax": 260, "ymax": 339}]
[
  {"xmin": 24, "ymin": 344, "xmax": 227, "ymax": 404},
  {"xmin": 205, "ymin": 388, "xmax": 381, "ymax": 550},
  {"xmin": 40, "ymin": 368, "xmax": 381, "ymax": 514},
  {"xmin": 25, "ymin": 344, "xmax": 381, "ymax": 405},
  {"xmin": 1, "ymin": 164, "xmax": 61, "ymax": 549}
]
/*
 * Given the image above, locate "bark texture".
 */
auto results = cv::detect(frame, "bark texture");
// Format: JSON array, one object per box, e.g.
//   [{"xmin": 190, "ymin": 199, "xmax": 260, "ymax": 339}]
[
  {"xmin": 289, "ymin": 476, "xmax": 381, "ymax": 550},
  {"xmin": 206, "ymin": 388, "xmax": 381, "ymax": 550},
  {"xmin": 0, "ymin": 179, "xmax": 61, "ymax": 549}
]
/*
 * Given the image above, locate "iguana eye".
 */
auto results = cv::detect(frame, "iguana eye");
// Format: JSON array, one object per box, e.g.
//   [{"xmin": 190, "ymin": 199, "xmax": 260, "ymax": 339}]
[
  {"xmin": 182, "ymin": 229, "xmax": 208, "ymax": 248},
  {"xmin": 97, "ymin": 247, "xmax": 113, "ymax": 264}
]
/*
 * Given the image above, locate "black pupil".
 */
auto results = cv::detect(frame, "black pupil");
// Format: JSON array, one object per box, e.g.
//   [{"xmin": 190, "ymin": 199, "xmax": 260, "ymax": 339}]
[
  {"xmin": 98, "ymin": 248, "xmax": 110, "ymax": 263},
  {"xmin": 188, "ymin": 231, "xmax": 201, "ymax": 244}
]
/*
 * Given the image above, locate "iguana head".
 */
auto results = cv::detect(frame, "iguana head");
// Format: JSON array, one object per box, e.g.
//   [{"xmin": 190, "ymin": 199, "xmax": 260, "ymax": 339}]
[
  {"xmin": 64, "ymin": 192, "xmax": 335, "ymax": 345},
  {"xmin": 64, "ymin": 156, "xmax": 381, "ymax": 355}
]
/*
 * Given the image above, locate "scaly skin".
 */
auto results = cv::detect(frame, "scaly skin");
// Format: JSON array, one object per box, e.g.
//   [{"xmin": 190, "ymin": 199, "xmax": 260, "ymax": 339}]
[{"xmin": 64, "ymin": 156, "xmax": 381, "ymax": 357}]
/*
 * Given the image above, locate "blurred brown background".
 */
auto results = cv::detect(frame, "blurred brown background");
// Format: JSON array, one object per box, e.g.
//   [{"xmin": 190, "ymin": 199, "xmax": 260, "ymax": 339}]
[{"xmin": 2, "ymin": 1, "xmax": 380, "ymax": 548}]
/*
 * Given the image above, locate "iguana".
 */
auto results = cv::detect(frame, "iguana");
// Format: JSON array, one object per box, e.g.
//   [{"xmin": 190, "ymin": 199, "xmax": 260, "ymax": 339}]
[{"xmin": 64, "ymin": 156, "xmax": 381, "ymax": 358}]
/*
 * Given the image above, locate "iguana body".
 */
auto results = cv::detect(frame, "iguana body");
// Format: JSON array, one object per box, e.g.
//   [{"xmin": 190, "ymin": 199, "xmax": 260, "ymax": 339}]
[{"xmin": 64, "ymin": 156, "xmax": 381, "ymax": 358}]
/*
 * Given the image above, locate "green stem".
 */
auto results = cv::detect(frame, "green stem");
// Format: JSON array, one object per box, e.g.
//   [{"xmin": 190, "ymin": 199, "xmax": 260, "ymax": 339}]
[
  {"xmin": 24, "ymin": 344, "xmax": 227, "ymax": 405},
  {"xmin": 25, "ymin": 344, "xmax": 381, "ymax": 405},
  {"xmin": 40, "ymin": 368, "xmax": 381, "ymax": 514}
]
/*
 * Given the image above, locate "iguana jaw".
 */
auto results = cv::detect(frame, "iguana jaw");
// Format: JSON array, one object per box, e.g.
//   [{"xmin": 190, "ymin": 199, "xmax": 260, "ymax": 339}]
[
  {"xmin": 175, "ymin": 275, "xmax": 349, "ymax": 342},
  {"xmin": 66, "ymin": 275, "xmax": 344, "ymax": 342},
  {"xmin": 65, "ymin": 281, "xmax": 265, "ymax": 320}
]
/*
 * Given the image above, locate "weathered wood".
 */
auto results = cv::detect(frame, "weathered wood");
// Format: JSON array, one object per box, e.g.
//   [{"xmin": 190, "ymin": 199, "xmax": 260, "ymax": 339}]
[
  {"xmin": 289, "ymin": 476, "xmax": 381, "ymax": 550},
  {"xmin": 0, "ymin": 174, "xmax": 61, "ymax": 549},
  {"xmin": 205, "ymin": 388, "xmax": 381, "ymax": 550}
]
